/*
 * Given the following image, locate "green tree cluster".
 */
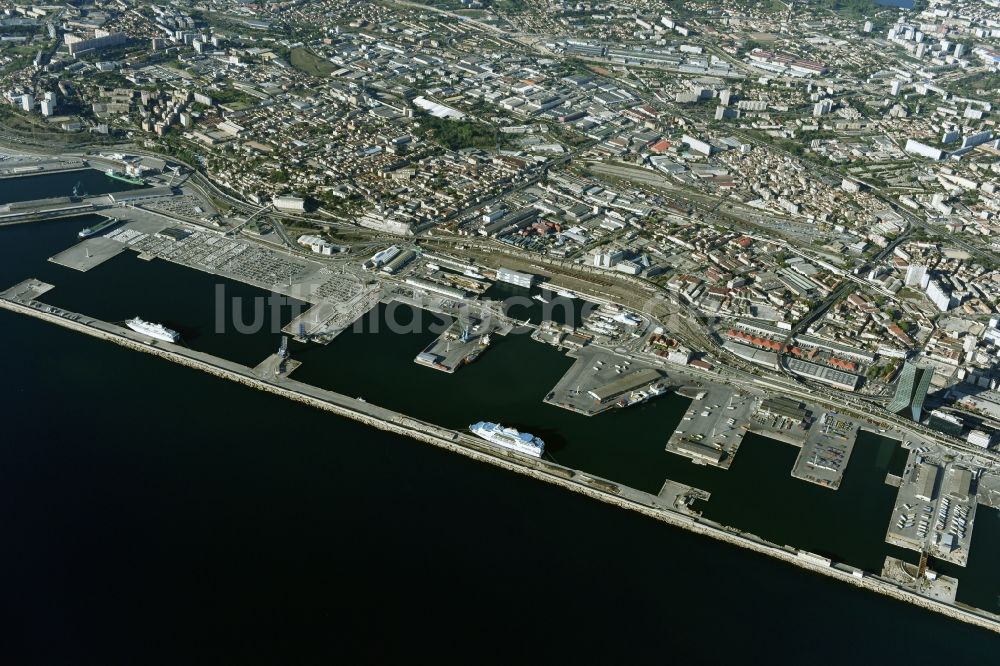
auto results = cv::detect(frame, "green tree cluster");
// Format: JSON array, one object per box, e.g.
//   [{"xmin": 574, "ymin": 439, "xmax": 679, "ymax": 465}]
[{"xmin": 413, "ymin": 113, "xmax": 501, "ymax": 151}]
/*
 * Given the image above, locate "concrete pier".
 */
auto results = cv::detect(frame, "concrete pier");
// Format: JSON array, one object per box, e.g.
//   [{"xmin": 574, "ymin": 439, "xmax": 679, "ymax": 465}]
[
  {"xmin": 3, "ymin": 280, "xmax": 1000, "ymax": 635},
  {"xmin": 881, "ymin": 556, "xmax": 959, "ymax": 604},
  {"xmin": 0, "ymin": 157, "xmax": 88, "ymax": 178},
  {"xmin": 4, "ymin": 278, "xmax": 54, "ymax": 301},
  {"xmin": 544, "ymin": 347, "xmax": 665, "ymax": 416},
  {"xmin": 658, "ymin": 479, "xmax": 710, "ymax": 514},
  {"xmin": 282, "ymin": 283, "xmax": 381, "ymax": 343},
  {"xmin": 790, "ymin": 411, "xmax": 859, "ymax": 490},
  {"xmin": 49, "ymin": 235, "xmax": 126, "ymax": 272},
  {"xmin": 885, "ymin": 446, "xmax": 980, "ymax": 567},
  {"xmin": 0, "ymin": 203, "xmax": 98, "ymax": 225},
  {"xmin": 665, "ymin": 386, "xmax": 755, "ymax": 469},
  {"xmin": 977, "ymin": 471, "xmax": 1000, "ymax": 509},
  {"xmin": 252, "ymin": 353, "xmax": 302, "ymax": 380},
  {"xmin": 415, "ymin": 317, "xmax": 494, "ymax": 373},
  {"xmin": 388, "ymin": 290, "xmax": 521, "ymax": 337}
]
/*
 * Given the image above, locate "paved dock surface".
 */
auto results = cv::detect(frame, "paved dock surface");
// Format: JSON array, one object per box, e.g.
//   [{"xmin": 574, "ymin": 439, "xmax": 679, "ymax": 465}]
[
  {"xmin": 977, "ymin": 471, "xmax": 1000, "ymax": 509},
  {"xmin": 790, "ymin": 411, "xmax": 860, "ymax": 490},
  {"xmin": 415, "ymin": 317, "xmax": 494, "ymax": 373},
  {"xmin": 881, "ymin": 556, "xmax": 958, "ymax": 604},
  {"xmin": 0, "ymin": 157, "xmax": 87, "ymax": 178},
  {"xmin": 885, "ymin": 446, "xmax": 979, "ymax": 567},
  {"xmin": 658, "ymin": 479, "xmax": 711, "ymax": 514},
  {"xmin": 49, "ymin": 235, "xmax": 126, "ymax": 272},
  {"xmin": 665, "ymin": 386, "xmax": 755, "ymax": 469},
  {"xmin": 544, "ymin": 347, "xmax": 664, "ymax": 416},
  {"xmin": 747, "ymin": 410, "xmax": 809, "ymax": 446},
  {"xmin": 282, "ymin": 280, "xmax": 381, "ymax": 343},
  {"xmin": 3, "ymin": 278, "xmax": 54, "ymax": 301},
  {"xmin": 252, "ymin": 353, "xmax": 301, "ymax": 380}
]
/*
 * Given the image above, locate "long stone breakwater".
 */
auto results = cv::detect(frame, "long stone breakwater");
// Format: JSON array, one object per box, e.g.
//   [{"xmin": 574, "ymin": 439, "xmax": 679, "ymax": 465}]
[{"xmin": 2, "ymin": 282, "xmax": 999, "ymax": 636}]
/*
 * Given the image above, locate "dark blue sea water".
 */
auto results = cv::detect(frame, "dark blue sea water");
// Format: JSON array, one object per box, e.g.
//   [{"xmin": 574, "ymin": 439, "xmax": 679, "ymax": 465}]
[{"xmin": 0, "ymin": 167, "xmax": 146, "ymax": 203}]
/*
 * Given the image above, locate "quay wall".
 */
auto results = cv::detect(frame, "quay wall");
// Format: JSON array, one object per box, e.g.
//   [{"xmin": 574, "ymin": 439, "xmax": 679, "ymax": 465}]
[
  {"xmin": 2, "ymin": 295, "xmax": 999, "ymax": 635},
  {"xmin": 0, "ymin": 165, "xmax": 89, "ymax": 179},
  {"xmin": 0, "ymin": 205, "xmax": 98, "ymax": 226}
]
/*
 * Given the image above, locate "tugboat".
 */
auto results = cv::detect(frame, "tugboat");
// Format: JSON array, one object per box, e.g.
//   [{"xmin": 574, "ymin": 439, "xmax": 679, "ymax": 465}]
[{"xmin": 464, "ymin": 334, "xmax": 492, "ymax": 364}]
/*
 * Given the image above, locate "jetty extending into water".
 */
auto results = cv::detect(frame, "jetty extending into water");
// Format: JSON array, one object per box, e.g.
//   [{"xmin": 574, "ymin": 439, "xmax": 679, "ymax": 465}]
[{"xmin": 2, "ymin": 277, "xmax": 1000, "ymax": 636}]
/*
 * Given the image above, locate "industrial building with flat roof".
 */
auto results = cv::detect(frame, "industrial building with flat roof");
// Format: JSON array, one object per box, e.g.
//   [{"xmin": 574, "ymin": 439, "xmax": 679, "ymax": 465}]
[
  {"xmin": 760, "ymin": 396, "xmax": 808, "ymax": 421},
  {"xmin": 109, "ymin": 186, "xmax": 174, "ymax": 204},
  {"xmin": 587, "ymin": 368, "xmax": 661, "ymax": 404},
  {"xmin": 723, "ymin": 340, "xmax": 779, "ymax": 369},
  {"xmin": 787, "ymin": 358, "xmax": 861, "ymax": 391},
  {"xmin": 157, "ymin": 227, "xmax": 192, "ymax": 241},
  {"xmin": 675, "ymin": 440, "xmax": 724, "ymax": 464},
  {"xmin": 381, "ymin": 249, "xmax": 416, "ymax": 274},
  {"xmin": 915, "ymin": 463, "xmax": 939, "ymax": 502},
  {"xmin": 404, "ymin": 277, "xmax": 466, "ymax": 300},
  {"xmin": 944, "ymin": 467, "xmax": 972, "ymax": 500},
  {"xmin": 496, "ymin": 267, "xmax": 537, "ymax": 288}
]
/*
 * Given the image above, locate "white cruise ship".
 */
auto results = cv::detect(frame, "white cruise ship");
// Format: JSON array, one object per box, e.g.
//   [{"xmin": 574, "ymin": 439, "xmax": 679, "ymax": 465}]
[
  {"xmin": 469, "ymin": 421, "xmax": 544, "ymax": 458},
  {"xmin": 126, "ymin": 317, "xmax": 180, "ymax": 343}
]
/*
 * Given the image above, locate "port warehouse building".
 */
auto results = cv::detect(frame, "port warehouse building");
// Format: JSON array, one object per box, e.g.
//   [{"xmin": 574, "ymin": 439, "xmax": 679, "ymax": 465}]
[
  {"xmin": 760, "ymin": 396, "xmax": 809, "ymax": 421},
  {"xmin": 786, "ymin": 357, "xmax": 861, "ymax": 391},
  {"xmin": 731, "ymin": 320, "xmax": 876, "ymax": 364},
  {"xmin": 675, "ymin": 440, "xmax": 724, "ymax": 465},
  {"xmin": 421, "ymin": 252, "xmax": 479, "ymax": 275},
  {"xmin": 588, "ymin": 368, "xmax": 661, "ymax": 404},
  {"xmin": 496, "ymin": 267, "xmax": 537, "ymax": 288},
  {"xmin": 404, "ymin": 277, "xmax": 467, "ymax": 300}
]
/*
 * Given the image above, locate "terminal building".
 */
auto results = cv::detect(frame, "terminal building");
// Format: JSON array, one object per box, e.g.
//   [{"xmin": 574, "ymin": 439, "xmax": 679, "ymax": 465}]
[
  {"xmin": 927, "ymin": 409, "xmax": 964, "ymax": 436},
  {"xmin": 496, "ymin": 267, "xmax": 537, "ymax": 288},
  {"xmin": 914, "ymin": 463, "xmax": 939, "ymax": 502},
  {"xmin": 365, "ymin": 245, "xmax": 399, "ymax": 270},
  {"xmin": 760, "ymin": 396, "xmax": 809, "ymax": 423},
  {"xmin": 297, "ymin": 234, "xmax": 340, "ymax": 256},
  {"xmin": 786, "ymin": 357, "xmax": 861, "ymax": 391},
  {"xmin": 675, "ymin": 440, "xmax": 724, "ymax": 465},
  {"xmin": 888, "ymin": 361, "xmax": 934, "ymax": 421},
  {"xmin": 381, "ymin": 249, "xmax": 416, "ymax": 274},
  {"xmin": 404, "ymin": 277, "xmax": 466, "ymax": 300},
  {"xmin": 944, "ymin": 467, "xmax": 973, "ymax": 499},
  {"xmin": 587, "ymin": 368, "xmax": 661, "ymax": 404}
]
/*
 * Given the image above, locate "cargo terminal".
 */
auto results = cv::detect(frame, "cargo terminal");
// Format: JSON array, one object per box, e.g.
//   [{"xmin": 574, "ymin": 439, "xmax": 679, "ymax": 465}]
[
  {"xmin": 415, "ymin": 317, "xmax": 495, "ymax": 374},
  {"xmin": 885, "ymin": 445, "xmax": 981, "ymax": 567},
  {"xmin": 665, "ymin": 386, "xmax": 756, "ymax": 469},
  {"xmin": 544, "ymin": 348, "xmax": 666, "ymax": 416},
  {"xmin": 790, "ymin": 411, "xmax": 861, "ymax": 490}
]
